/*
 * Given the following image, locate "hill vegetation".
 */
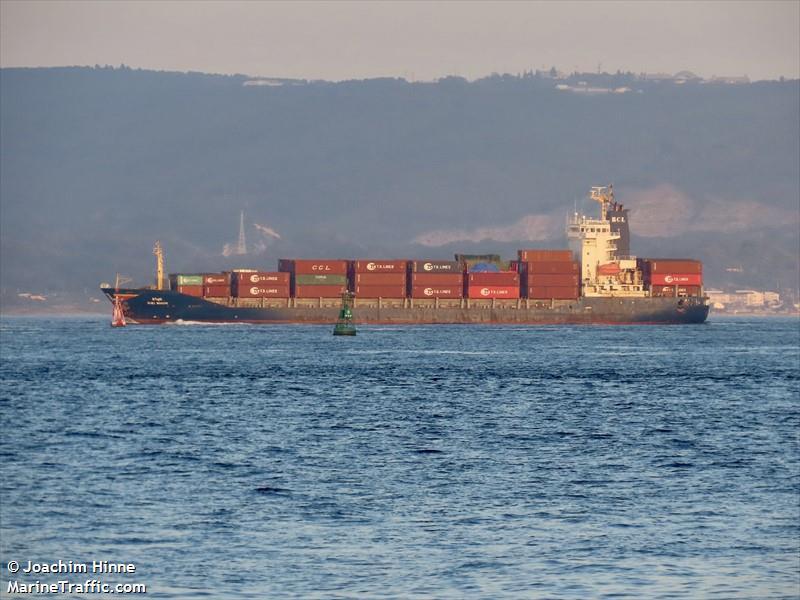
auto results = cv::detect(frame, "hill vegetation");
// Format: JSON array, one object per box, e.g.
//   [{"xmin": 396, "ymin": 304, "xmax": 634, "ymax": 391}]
[{"xmin": 1, "ymin": 66, "xmax": 797, "ymax": 307}]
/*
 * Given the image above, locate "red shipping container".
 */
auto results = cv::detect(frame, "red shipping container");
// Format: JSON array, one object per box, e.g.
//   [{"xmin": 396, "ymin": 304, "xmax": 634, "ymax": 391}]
[
  {"xmin": 234, "ymin": 272, "xmax": 290, "ymax": 287},
  {"xmin": 646, "ymin": 259, "xmax": 703, "ymax": 274},
  {"xmin": 408, "ymin": 260, "xmax": 462, "ymax": 273},
  {"xmin": 354, "ymin": 273, "xmax": 406, "ymax": 285},
  {"xmin": 518, "ymin": 249, "xmax": 574, "ymax": 262},
  {"xmin": 527, "ymin": 286, "xmax": 580, "ymax": 299},
  {"xmin": 203, "ymin": 273, "xmax": 231, "ymax": 285},
  {"xmin": 236, "ymin": 285, "xmax": 290, "ymax": 298},
  {"xmin": 353, "ymin": 260, "xmax": 408, "ymax": 273},
  {"xmin": 651, "ymin": 285, "xmax": 702, "ymax": 297},
  {"xmin": 410, "ymin": 285, "xmax": 463, "ymax": 298},
  {"xmin": 467, "ymin": 272, "xmax": 520, "ymax": 285},
  {"xmin": 294, "ymin": 284, "xmax": 347, "ymax": 298},
  {"xmin": 467, "ymin": 286, "xmax": 520, "ymax": 299},
  {"xmin": 203, "ymin": 285, "xmax": 231, "ymax": 297},
  {"xmin": 650, "ymin": 273, "xmax": 703, "ymax": 286},
  {"xmin": 526, "ymin": 274, "xmax": 580, "ymax": 286},
  {"xmin": 525, "ymin": 261, "xmax": 580, "ymax": 274},
  {"xmin": 354, "ymin": 285, "xmax": 407, "ymax": 298},
  {"xmin": 279, "ymin": 259, "xmax": 348, "ymax": 274},
  {"xmin": 176, "ymin": 285, "xmax": 203, "ymax": 297},
  {"xmin": 409, "ymin": 273, "xmax": 464, "ymax": 286}
]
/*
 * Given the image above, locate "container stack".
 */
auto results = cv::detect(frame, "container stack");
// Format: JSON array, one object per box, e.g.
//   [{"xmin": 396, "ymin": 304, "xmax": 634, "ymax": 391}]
[
  {"xmin": 465, "ymin": 271, "xmax": 520, "ymax": 299},
  {"xmin": 279, "ymin": 259, "xmax": 349, "ymax": 298},
  {"xmin": 232, "ymin": 271, "xmax": 290, "ymax": 298},
  {"xmin": 408, "ymin": 261, "xmax": 463, "ymax": 298},
  {"xmin": 203, "ymin": 273, "xmax": 232, "ymax": 297},
  {"xmin": 169, "ymin": 274, "xmax": 204, "ymax": 297},
  {"xmin": 518, "ymin": 249, "xmax": 580, "ymax": 299},
  {"xmin": 643, "ymin": 259, "xmax": 703, "ymax": 297},
  {"xmin": 351, "ymin": 260, "xmax": 407, "ymax": 298}
]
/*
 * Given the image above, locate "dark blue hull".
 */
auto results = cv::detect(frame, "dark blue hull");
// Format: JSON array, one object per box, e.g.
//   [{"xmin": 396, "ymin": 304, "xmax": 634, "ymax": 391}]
[{"xmin": 102, "ymin": 288, "xmax": 710, "ymax": 325}]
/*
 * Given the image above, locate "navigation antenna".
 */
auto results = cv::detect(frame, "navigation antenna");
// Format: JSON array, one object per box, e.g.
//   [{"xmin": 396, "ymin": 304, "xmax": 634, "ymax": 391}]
[
  {"xmin": 590, "ymin": 184, "xmax": 615, "ymax": 220},
  {"xmin": 153, "ymin": 241, "xmax": 165, "ymax": 290},
  {"xmin": 237, "ymin": 210, "xmax": 247, "ymax": 255}
]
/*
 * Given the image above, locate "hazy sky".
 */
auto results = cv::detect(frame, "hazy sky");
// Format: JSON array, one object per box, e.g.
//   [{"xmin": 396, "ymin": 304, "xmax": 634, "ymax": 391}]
[{"xmin": 1, "ymin": 1, "xmax": 798, "ymax": 81}]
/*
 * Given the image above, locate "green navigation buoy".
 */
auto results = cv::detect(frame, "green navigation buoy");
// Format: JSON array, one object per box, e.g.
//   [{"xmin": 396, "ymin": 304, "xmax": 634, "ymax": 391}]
[{"xmin": 333, "ymin": 291, "xmax": 357, "ymax": 336}]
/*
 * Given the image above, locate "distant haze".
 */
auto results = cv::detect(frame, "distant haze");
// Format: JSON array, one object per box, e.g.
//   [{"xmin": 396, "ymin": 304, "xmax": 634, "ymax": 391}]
[
  {"xmin": 1, "ymin": 67, "xmax": 797, "ymax": 303},
  {"xmin": 1, "ymin": 1, "xmax": 798, "ymax": 81}
]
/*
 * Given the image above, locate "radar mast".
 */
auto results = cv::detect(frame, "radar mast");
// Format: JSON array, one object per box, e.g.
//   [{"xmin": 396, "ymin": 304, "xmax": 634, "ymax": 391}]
[{"xmin": 153, "ymin": 241, "xmax": 165, "ymax": 290}]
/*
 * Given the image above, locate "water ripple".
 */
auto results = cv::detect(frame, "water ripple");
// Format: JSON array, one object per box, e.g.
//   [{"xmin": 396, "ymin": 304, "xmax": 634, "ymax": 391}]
[{"xmin": 1, "ymin": 316, "xmax": 798, "ymax": 598}]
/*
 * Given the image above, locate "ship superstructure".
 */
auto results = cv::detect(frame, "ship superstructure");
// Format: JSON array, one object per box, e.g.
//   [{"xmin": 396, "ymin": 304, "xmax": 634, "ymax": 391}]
[{"xmin": 568, "ymin": 185, "xmax": 646, "ymax": 297}]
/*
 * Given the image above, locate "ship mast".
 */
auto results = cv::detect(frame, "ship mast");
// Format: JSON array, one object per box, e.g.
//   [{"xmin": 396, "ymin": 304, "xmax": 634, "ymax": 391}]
[
  {"xmin": 153, "ymin": 241, "xmax": 165, "ymax": 290},
  {"xmin": 589, "ymin": 184, "xmax": 614, "ymax": 220}
]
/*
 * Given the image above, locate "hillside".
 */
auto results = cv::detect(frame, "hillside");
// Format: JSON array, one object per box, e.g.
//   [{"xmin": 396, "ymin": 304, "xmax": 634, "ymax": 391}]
[{"xmin": 1, "ymin": 67, "xmax": 798, "ymax": 308}]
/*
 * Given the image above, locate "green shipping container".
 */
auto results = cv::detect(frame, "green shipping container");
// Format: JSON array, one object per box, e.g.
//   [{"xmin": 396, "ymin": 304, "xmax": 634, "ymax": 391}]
[
  {"xmin": 175, "ymin": 275, "xmax": 204, "ymax": 286},
  {"xmin": 295, "ymin": 274, "xmax": 349, "ymax": 285}
]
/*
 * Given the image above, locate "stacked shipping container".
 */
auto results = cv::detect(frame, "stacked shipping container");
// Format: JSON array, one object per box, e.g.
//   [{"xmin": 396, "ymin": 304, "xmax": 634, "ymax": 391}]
[
  {"xmin": 465, "ymin": 271, "xmax": 520, "ymax": 299},
  {"xmin": 642, "ymin": 259, "xmax": 703, "ymax": 297},
  {"xmin": 351, "ymin": 260, "xmax": 407, "ymax": 298},
  {"xmin": 167, "ymin": 251, "xmax": 704, "ymax": 303},
  {"xmin": 232, "ymin": 271, "xmax": 290, "ymax": 298},
  {"xmin": 170, "ymin": 274, "xmax": 204, "ymax": 297},
  {"xmin": 518, "ymin": 250, "xmax": 580, "ymax": 299},
  {"xmin": 170, "ymin": 272, "xmax": 291, "ymax": 298},
  {"xmin": 204, "ymin": 273, "xmax": 231, "ymax": 297},
  {"xmin": 408, "ymin": 261, "xmax": 463, "ymax": 298},
  {"xmin": 279, "ymin": 259, "xmax": 348, "ymax": 298}
]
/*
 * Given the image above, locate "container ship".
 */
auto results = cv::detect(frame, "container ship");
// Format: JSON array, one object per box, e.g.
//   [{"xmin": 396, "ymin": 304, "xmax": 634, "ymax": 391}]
[{"xmin": 101, "ymin": 186, "xmax": 710, "ymax": 325}]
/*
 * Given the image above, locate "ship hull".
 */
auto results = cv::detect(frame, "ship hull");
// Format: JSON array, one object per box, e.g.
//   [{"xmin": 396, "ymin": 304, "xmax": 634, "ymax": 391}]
[{"xmin": 102, "ymin": 288, "xmax": 710, "ymax": 325}]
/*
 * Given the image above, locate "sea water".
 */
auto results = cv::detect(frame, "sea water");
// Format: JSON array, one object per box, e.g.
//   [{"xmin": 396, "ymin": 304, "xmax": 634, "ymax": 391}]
[{"xmin": 1, "ymin": 316, "xmax": 798, "ymax": 598}]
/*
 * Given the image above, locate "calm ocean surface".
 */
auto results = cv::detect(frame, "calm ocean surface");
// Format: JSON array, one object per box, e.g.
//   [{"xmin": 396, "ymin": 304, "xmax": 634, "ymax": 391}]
[{"xmin": 1, "ymin": 316, "xmax": 798, "ymax": 599}]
